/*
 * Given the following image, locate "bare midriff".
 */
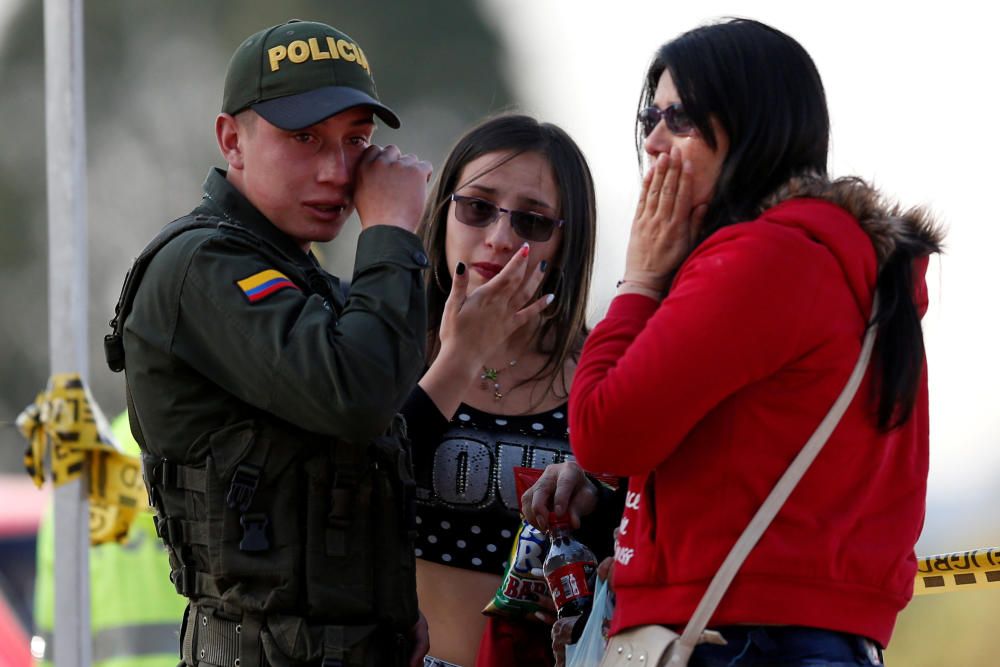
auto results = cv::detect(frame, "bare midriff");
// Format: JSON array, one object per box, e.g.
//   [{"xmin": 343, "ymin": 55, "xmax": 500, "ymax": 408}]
[{"xmin": 417, "ymin": 558, "xmax": 503, "ymax": 666}]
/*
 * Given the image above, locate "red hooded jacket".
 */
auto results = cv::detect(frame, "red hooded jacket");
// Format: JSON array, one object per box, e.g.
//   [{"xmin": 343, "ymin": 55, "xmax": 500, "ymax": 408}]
[{"xmin": 571, "ymin": 179, "xmax": 941, "ymax": 646}]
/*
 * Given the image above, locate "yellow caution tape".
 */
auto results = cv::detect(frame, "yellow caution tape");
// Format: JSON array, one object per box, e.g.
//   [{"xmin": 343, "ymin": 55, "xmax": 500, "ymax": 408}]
[
  {"xmin": 16, "ymin": 373, "xmax": 149, "ymax": 545},
  {"xmin": 913, "ymin": 547, "xmax": 1000, "ymax": 596}
]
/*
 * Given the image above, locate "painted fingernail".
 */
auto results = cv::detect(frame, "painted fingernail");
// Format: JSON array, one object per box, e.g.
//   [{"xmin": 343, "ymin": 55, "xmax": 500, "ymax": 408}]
[
  {"xmin": 520, "ymin": 243, "xmax": 530, "ymax": 258},
  {"xmin": 456, "ymin": 261, "xmax": 466, "ymax": 276},
  {"xmin": 539, "ymin": 260, "xmax": 548, "ymax": 273},
  {"xmin": 546, "ymin": 294, "xmax": 555, "ymax": 305}
]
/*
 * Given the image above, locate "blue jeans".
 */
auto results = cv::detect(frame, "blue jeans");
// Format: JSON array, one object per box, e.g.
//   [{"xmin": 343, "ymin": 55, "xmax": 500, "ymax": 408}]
[{"xmin": 691, "ymin": 626, "xmax": 884, "ymax": 666}]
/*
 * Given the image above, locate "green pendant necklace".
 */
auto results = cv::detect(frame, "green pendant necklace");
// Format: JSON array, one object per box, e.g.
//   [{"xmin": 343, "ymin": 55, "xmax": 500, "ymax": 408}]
[{"xmin": 481, "ymin": 359, "xmax": 518, "ymax": 401}]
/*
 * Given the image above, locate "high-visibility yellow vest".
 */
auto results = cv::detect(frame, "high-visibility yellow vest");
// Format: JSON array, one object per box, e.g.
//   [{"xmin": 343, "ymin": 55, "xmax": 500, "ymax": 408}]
[{"xmin": 32, "ymin": 412, "xmax": 186, "ymax": 667}]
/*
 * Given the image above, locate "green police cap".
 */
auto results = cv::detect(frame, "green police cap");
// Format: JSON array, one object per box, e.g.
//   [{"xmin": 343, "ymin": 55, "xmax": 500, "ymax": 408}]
[{"xmin": 221, "ymin": 19, "xmax": 400, "ymax": 130}]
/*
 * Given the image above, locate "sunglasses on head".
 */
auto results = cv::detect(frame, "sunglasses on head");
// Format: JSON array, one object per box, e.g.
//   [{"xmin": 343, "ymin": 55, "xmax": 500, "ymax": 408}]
[
  {"xmin": 638, "ymin": 103, "xmax": 696, "ymax": 137},
  {"xmin": 449, "ymin": 194, "xmax": 564, "ymax": 243}
]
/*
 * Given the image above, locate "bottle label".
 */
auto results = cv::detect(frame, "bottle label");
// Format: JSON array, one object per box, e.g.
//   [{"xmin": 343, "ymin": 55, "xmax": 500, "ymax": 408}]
[{"xmin": 545, "ymin": 561, "xmax": 596, "ymax": 611}]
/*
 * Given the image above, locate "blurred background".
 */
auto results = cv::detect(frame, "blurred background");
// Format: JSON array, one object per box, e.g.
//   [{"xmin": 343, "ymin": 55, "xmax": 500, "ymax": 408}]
[{"xmin": 0, "ymin": 0, "xmax": 996, "ymax": 664}]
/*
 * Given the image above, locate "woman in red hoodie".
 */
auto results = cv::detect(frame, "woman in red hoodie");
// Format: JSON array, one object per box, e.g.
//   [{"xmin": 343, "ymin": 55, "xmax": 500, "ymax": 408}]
[{"xmin": 565, "ymin": 18, "xmax": 943, "ymax": 666}]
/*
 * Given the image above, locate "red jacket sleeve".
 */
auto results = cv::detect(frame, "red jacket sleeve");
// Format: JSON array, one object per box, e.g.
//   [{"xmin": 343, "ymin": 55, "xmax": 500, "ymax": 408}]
[{"xmin": 570, "ymin": 223, "xmax": 836, "ymax": 475}]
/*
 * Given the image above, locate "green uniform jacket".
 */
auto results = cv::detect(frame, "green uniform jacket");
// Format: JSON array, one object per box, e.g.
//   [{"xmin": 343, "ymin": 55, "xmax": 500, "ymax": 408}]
[
  {"xmin": 125, "ymin": 168, "xmax": 427, "ymax": 455},
  {"xmin": 121, "ymin": 168, "xmax": 427, "ymax": 641}
]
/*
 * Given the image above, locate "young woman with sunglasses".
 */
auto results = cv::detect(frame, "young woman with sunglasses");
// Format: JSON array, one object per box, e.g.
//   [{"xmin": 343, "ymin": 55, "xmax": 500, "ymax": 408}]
[
  {"xmin": 528, "ymin": 18, "xmax": 944, "ymax": 666},
  {"xmin": 399, "ymin": 114, "xmax": 619, "ymax": 666}
]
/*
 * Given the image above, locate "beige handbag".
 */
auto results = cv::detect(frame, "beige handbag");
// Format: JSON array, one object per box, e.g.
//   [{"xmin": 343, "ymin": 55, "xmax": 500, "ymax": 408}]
[{"xmin": 599, "ymin": 299, "xmax": 879, "ymax": 667}]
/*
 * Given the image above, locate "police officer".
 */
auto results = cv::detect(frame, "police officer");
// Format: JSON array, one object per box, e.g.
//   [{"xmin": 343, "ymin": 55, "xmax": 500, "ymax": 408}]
[{"xmin": 106, "ymin": 19, "xmax": 432, "ymax": 667}]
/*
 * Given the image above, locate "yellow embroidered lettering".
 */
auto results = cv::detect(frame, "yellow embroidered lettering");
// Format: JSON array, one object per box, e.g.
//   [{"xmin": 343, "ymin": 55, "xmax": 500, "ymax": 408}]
[
  {"xmin": 326, "ymin": 37, "xmax": 341, "ymax": 59},
  {"xmin": 355, "ymin": 45, "xmax": 370, "ymax": 73},
  {"xmin": 288, "ymin": 40, "xmax": 310, "ymax": 63},
  {"xmin": 336, "ymin": 39, "xmax": 357, "ymax": 62},
  {"xmin": 308, "ymin": 37, "xmax": 330, "ymax": 61},
  {"xmin": 267, "ymin": 45, "xmax": 287, "ymax": 72}
]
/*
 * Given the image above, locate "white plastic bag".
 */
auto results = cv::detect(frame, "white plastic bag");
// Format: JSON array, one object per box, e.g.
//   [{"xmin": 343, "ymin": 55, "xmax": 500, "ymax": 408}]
[{"xmin": 565, "ymin": 576, "xmax": 614, "ymax": 667}]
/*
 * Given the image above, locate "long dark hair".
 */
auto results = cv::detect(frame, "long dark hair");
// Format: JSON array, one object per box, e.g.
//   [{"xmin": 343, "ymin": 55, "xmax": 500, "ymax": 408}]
[
  {"xmin": 638, "ymin": 19, "xmax": 830, "ymax": 235},
  {"xmin": 420, "ymin": 114, "xmax": 597, "ymax": 400},
  {"xmin": 639, "ymin": 18, "xmax": 938, "ymax": 430}
]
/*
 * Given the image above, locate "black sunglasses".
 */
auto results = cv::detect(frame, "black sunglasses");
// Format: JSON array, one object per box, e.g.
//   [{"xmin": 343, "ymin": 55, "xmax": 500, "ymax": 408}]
[
  {"xmin": 449, "ymin": 194, "xmax": 564, "ymax": 243},
  {"xmin": 638, "ymin": 103, "xmax": 696, "ymax": 137}
]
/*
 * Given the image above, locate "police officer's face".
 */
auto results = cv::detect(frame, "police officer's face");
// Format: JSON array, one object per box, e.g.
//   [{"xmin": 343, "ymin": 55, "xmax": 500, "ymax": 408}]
[
  {"xmin": 226, "ymin": 108, "xmax": 376, "ymax": 250},
  {"xmin": 445, "ymin": 150, "xmax": 564, "ymax": 290}
]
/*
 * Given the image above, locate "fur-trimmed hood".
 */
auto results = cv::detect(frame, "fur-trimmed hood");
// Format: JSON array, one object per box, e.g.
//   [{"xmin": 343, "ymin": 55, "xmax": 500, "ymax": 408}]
[{"xmin": 761, "ymin": 173, "xmax": 944, "ymax": 266}]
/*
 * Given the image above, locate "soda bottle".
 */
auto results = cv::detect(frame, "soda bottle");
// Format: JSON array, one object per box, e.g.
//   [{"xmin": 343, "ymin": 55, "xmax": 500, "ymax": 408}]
[{"xmin": 542, "ymin": 513, "xmax": 597, "ymax": 618}]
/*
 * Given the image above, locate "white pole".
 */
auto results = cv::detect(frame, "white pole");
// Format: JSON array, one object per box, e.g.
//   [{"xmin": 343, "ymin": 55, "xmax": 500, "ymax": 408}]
[{"xmin": 43, "ymin": 0, "xmax": 91, "ymax": 664}]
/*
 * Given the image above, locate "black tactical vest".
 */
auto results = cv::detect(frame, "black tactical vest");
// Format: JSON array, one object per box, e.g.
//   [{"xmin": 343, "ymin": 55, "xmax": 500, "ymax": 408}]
[{"xmin": 106, "ymin": 214, "xmax": 419, "ymax": 667}]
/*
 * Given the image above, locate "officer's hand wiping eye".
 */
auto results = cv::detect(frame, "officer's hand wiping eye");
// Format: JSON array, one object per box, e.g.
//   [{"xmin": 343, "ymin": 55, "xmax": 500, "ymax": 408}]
[{"xmin": 353, "ymin": 143, "xmax": 433, "ymax": 234}]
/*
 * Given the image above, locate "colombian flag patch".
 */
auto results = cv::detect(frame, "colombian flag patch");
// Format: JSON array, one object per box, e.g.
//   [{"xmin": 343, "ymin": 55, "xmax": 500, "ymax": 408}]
[{"xmin": 236, "ymin": 269, "xmax": 300, "ymax": 303}]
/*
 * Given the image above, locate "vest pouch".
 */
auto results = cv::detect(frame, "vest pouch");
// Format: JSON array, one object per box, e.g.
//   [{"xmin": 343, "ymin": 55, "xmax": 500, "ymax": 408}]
[
  {"xmin": 142, "ymin": 452, "xmax": 186, "ymax": 577},
  {"xmin": 369, "ymin": 432, "xmax": 419, "ymax": 631},
  {"xmin": 302, "ymin": 449, "xmax": 377, "ymax": 620},
  {"xmin": 261, "ymin": 617, "xmax": 405, "ymax": 667},
  {"xmin": 205, "ymin": 421, "xmax": 303, "ymax": 611}
]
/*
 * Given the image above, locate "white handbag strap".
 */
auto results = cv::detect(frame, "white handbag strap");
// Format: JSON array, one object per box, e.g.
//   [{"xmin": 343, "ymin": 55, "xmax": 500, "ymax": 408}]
[{"xmin": 668, "ymin": 296, "xmax": 880, "ymax": 665}]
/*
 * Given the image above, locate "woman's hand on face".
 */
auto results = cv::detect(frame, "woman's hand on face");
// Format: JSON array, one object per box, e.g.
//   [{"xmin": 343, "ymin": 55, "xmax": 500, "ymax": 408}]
[
  {"xmin": 623, "ymin": 146, "xmax": 708, "ymax": 294},
  {"xmin": 437, "ymin": 244, "xmax": 552, "ymax": 372},
  {"xmin": 417, "ymin": 246, "xmax": 553, "ymax": 420},
  {"xmin": 521, "ymin": 461, "xmax": 599, "ymax": 532},
  {"xmin": 418, "ymin": 247, "xmax": 552, "ymax": 417}
]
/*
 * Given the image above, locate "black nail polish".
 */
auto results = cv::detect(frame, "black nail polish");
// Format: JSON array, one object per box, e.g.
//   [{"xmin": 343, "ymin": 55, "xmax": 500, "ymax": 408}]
[
  {"xmin": 456, "ymin": 261, "xmax": 466, "ymax": 276},
  {"xmin": 539, "ymin": 260, "xmax": 548, "ymax": 273}
]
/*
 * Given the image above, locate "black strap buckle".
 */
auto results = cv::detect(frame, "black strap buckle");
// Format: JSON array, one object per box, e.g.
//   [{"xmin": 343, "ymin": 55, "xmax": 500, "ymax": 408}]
[
  {"xmin": 172, "ymin": 565, "xmax": 196, "ymax": 596},
  {"xmin": 146, "ymin": 482, "xmax": 161, "ymax": 510},
  {"xmin": 227, "ymin": 464, "xmax": 261, "ymax": 512},
  {"xmin": 104, "ymin": 333, "xmax": 125, "ymax": 373},
  {"xmin": 154, "ymin": 515, "xmax": 182, "ymax": 546},
  {"xmin": 154, "ymin": 459, "xmax": 178, "ymax": 489},
  {"xmin": 239, "ymin": 513, "xmax": 270, "ymax": 552}
]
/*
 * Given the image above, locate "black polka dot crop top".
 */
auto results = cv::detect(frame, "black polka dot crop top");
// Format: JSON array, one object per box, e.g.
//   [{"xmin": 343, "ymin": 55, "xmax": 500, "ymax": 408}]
[{"xmin": 401, "ymin": 386, "xmax": 574, "ymax": 574}]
